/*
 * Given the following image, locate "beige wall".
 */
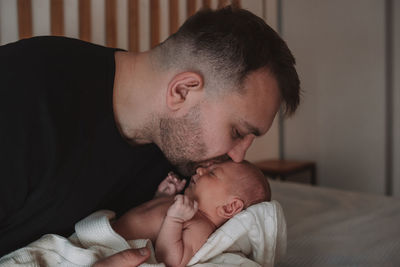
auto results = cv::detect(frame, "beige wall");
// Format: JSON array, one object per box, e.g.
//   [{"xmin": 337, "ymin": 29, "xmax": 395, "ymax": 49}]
[
  {"xmin": 281, "ymin": 0, "xmax": 400, "ymax": 196},
  {"xmin": 393, "ymin": 0, "xmax": 400, "ymax": 197}
]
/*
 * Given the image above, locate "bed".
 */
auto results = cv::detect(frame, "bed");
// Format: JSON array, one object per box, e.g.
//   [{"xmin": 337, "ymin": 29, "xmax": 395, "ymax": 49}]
[{"xmin": 270, "ymin": 180, "xmax": 400, "ymax": 266}]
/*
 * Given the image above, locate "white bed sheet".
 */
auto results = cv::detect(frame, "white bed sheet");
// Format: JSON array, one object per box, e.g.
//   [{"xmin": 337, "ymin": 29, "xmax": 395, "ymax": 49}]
[{"xmin": 270, "ymin": 180, "xmax": 400, "ymax": 267}]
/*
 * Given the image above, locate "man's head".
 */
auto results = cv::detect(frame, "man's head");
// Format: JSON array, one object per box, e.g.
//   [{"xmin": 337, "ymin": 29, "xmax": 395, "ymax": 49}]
[
  {"xmin": 184, "ymin": 160, "xmax": 270, "ymax": 224},
  {"xmin": 152, "ymin": 6, "xmax": 300, "ymax": 175}
]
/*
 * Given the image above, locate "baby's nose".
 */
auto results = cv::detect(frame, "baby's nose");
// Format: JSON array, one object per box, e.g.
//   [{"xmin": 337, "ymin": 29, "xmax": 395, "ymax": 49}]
[{"xmin": 196, "ymin": 167, "xmax": 206, "ymax": 175}]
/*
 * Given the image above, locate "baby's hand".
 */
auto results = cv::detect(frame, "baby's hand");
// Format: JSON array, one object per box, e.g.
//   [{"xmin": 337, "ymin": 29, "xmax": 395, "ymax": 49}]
[
  {"xmin": 155, "ymin": 172, "xmax": 186, "ymax": 198},
  {"xmin": 167, "ymin": 194, "xmax": 198, "ymax": 222}
]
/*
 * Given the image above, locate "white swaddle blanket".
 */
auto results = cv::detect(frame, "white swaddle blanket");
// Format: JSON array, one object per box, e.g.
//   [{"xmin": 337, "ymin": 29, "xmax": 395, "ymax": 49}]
[{"xmin": 0, "ymin": 200, "xmax": 286, "ymax": 267}]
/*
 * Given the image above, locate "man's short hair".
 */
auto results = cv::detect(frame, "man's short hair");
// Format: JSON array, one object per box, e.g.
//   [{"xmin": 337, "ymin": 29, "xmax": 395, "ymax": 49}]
[{"xmin": 155, "ymin": 5, "xmax": 300, "ymax": 116}]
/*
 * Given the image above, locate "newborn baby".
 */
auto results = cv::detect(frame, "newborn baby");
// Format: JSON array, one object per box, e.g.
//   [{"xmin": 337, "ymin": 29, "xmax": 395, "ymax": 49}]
[{"xmin": 112, "ymin": 160, "xmax": 271, "ymax": 267}]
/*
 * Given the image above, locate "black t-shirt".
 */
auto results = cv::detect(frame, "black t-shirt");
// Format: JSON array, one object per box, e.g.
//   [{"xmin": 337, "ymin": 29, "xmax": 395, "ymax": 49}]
[{"xmin": 0, "ymin": 36, "xmax": 172, "ymax": 256}]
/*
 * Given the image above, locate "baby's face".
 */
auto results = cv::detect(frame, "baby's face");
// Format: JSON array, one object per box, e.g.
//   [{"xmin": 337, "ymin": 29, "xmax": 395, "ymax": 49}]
[{"xmin": 184, "ymin": 161, "xmax": 248, "ymax": 211}]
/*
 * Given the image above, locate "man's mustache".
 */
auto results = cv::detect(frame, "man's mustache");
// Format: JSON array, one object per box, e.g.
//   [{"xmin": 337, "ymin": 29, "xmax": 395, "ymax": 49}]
[{"xmin": 192, "ymin": 154, "xmax": 231, "ymax": 170}]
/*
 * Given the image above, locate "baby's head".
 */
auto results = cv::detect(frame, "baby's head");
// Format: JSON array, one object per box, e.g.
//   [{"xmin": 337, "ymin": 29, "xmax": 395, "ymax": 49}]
[
  {"xmin": 224, "ymin": 160, "xmax": 271, "ymax": 208},
  {"xmin": 184, "ymin": 160, "xmax": 270, "ymax": 226}
]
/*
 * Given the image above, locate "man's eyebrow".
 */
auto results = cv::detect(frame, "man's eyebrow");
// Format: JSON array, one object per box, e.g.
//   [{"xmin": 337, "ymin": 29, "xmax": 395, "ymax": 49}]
[{"xmin": 241, "ymin": 121, "xmax": 261, "ymax": 137}]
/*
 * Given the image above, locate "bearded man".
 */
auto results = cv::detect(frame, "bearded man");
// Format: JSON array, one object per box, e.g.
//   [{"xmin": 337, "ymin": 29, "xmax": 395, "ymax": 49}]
[{"xmin": 0, "ymin": 6, "xmax": 300, "ymax": 262}]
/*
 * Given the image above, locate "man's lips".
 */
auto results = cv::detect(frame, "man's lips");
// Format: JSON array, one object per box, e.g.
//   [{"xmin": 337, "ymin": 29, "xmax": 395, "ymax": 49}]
[
  {"xmin": 196, "ymin": 161, "xmax": 214, "ymax": 168},
  {"xmin": 193, "ymin": 155, "xmax": 230, "ymax": 169}
]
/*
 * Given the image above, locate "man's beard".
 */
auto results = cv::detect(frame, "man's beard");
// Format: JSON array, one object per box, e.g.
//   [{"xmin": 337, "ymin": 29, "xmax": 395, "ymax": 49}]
[{"xmin": 159, "ymin": 105, "xmax": 207, "ymax": 176}]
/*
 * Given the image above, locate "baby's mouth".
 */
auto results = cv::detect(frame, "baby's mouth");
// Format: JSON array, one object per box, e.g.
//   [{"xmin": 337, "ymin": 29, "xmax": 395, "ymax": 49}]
[{"xmin": 190, "ymin": 174, "xmax": 198, "ymax": 185}]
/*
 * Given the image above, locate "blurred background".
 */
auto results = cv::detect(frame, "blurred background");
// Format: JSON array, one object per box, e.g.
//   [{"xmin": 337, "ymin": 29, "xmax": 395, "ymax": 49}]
[{"xmin": 0, "ymin": 0, "xmax": 399, "ymax": 197}]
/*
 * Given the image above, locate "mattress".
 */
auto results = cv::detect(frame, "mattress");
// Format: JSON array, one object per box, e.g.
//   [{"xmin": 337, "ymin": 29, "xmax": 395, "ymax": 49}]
[{"xmin": 270, "ymin": 180, "xmax": 400, "ymax": 267}]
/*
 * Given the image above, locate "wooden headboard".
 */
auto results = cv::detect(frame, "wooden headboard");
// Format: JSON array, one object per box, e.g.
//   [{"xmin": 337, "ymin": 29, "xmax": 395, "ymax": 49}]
[{"xmin": 16, "ymin": 0, "xmax": 241, "ymax": 51}]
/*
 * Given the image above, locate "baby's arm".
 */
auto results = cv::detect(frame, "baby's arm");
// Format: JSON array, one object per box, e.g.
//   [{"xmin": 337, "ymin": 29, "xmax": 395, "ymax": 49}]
[
  {"xmin": 155, "ymin": 195, "xmax": 212, "ymax": 267},
  {"xmin": 155, "ymin": 172, "xmax": 186, "ymax": 198}
]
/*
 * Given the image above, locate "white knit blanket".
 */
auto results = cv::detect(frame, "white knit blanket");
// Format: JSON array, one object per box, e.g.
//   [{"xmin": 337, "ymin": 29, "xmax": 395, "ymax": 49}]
[{"xmin": 0, "ymin": 200, "xmax": 286, "ymax": 267}]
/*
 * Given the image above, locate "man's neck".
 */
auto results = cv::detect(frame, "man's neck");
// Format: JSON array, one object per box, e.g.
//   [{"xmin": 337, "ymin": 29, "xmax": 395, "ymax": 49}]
[{"xmin": 112, "ymin": 51, "xmax": 162, "ymax": 146}]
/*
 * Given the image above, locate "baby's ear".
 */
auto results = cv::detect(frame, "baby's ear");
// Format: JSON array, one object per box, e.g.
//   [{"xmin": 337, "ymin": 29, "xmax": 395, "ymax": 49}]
[{"xmin": 217, "ymin": 198, "xmax": 244, "ymax": 219}]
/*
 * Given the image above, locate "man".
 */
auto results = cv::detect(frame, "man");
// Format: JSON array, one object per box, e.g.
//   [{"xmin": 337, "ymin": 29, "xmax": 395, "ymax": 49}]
[{"xmin": 0, "ymin": 6, "xmax": 299, "ymax": 264}]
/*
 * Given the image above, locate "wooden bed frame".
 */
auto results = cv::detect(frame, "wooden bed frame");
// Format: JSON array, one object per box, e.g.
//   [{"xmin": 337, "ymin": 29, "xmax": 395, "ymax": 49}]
[{"xmin": 16, "ymin": 0, "xmax": 241, "ymax": 51}]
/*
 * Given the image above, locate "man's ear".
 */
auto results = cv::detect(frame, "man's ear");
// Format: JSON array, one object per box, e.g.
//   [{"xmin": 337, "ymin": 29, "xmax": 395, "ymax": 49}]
[
  {"xmin": 166, "ymin": 72, "xmax": 204, "ymax": 111},
  {"xmin": 217, "ymin": 198, "xmax": 244, "ymax": 219}
]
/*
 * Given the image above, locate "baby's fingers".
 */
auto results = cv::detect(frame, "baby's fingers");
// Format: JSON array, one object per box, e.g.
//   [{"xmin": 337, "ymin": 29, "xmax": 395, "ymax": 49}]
[
  {"xmin": 165, "ymin": 175, "xmax": 175, "ymax": 183},
  {"xmin": 168, "ymin": 171, "xmax": 179, "ymax": 180},
  {"xmin": 174, "ymin": 194, "xmax": 183, "ymax": 204},
  {"xmin": 166, "ymin": 182, "xmax": 177, "ymax": 193},
  {"xmin": 176, "ymin": 179, "xmax": 186, "ymax": 192}
]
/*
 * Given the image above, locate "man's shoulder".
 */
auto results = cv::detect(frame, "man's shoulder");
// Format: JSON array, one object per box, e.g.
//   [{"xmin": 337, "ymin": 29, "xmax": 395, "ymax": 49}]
[
  {"xmin": 1, "ymin": 36, "xmax": 117, "ymax": 62},
  {"xmin": 8, "ymin": 36, "xmax": 109, "ymax": 50}
]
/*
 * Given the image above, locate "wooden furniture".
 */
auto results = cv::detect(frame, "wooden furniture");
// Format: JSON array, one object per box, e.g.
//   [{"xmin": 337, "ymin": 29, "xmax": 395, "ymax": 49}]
[
  {"xmin": 15, "ymin": 0, "xmax": 242, "ymax": 51},
  {"xmin": 255, "ymin": 159, "xmax": 317, "ymax": 185}
]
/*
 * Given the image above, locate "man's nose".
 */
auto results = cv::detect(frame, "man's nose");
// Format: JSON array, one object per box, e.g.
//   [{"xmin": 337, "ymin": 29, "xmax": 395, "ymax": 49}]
[{"xmin": 227, "ymin": 135, "xmax": 256, "ymax": 163}]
